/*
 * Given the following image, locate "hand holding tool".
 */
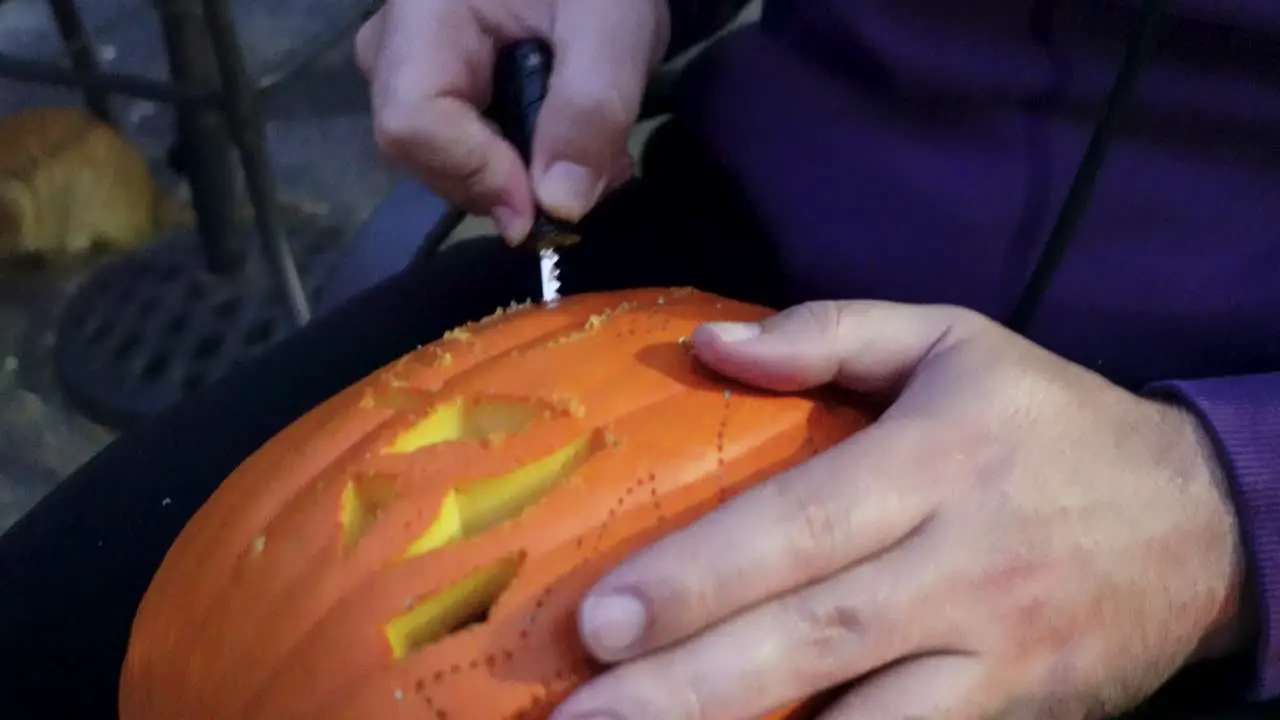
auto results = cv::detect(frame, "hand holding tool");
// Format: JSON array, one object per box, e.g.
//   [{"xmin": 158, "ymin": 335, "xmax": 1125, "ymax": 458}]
[{"xmin": 488, "ymin": 38, "xmax": 579, "ymax": 305}]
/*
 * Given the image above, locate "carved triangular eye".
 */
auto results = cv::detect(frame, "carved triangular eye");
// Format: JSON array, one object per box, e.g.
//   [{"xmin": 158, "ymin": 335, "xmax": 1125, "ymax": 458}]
[{"xmin": 383, "ymin": 397, "xmax": 558, "ymax": 454}]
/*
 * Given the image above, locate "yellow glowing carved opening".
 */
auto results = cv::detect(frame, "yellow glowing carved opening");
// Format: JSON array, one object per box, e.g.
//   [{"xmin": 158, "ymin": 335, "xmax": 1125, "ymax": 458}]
[
  {"xmin": 385, "ymin": 398, "xmax": 547, "ymax": 454},
  {"xmin": 384, "ymin": 553, "xmax": 524, "ymax": 659},
  {"xmin": 403, "ymin": 433, "xmax": 599, "ymax": 559},
  {"xmin": 338, "ymin": 473, "xmax": 399, "ymax": 550}
]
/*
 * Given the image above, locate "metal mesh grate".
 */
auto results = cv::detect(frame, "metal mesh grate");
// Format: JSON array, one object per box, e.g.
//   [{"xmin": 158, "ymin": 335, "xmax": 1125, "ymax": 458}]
[{"xmin": 55, "ymin": 207, "xmax": 346, "ymax": 429}]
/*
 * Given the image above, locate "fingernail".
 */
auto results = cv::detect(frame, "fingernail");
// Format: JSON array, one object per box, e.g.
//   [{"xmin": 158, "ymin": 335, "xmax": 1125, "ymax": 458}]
[
  {"xmin": 492, "ymin": 206, "xmax": 529, "ymax": 246},
  {"xmin": 703, "ymin": 322, "xmax": 762, "ymax": 343},
  {"xmin": 580, "ymin": 592, "xmax": 648, "ymax": 653},
  {"xmin": 539, "ymin": 161, "xmax": 602, "ymax": 221}
]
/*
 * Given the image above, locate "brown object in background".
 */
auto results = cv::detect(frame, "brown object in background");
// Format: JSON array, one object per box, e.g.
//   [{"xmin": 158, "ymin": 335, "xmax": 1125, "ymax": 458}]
[{"xmin": 0, "ymin": 106, "xmax": 190, "ymax": 265}]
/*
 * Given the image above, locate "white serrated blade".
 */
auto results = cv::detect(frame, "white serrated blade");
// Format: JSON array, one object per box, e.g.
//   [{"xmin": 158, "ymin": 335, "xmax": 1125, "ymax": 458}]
[{"xmin": 538, "ymin": 246, "xmax": 561, "ymax": 304}]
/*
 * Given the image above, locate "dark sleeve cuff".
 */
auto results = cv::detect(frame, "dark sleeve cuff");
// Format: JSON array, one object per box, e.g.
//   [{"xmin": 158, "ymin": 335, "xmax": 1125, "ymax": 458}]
[
  {"xmin": 1146, "ymin": 373, "xmax": 1280, "ymax": 699},
  {"xmin": 666, "ymin": 0, "xmax": 748, "ymax": 58}
]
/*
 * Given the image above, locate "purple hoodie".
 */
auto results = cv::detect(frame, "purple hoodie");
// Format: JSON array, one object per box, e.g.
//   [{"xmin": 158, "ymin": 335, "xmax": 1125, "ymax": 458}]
[{"xmin": 669, "ymin": 0, "xmax": 1280, "ymax": 699}]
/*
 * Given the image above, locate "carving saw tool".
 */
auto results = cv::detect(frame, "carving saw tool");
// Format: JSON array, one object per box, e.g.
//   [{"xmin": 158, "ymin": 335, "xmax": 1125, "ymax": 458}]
[{"xmin": 489, "ymin": 38, "xmax": 580, "ymax": 306}]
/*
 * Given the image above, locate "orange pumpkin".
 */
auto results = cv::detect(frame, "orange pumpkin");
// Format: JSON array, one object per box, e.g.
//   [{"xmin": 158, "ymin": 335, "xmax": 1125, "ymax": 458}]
[{"xmin": 119, "ymin": 288, "xmax": 874, "ymax": 719}]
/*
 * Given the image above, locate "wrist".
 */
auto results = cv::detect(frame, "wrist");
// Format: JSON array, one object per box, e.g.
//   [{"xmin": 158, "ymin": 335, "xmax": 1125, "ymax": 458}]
[{"xmin": 1157, "ymin": 400, "xmax": 1255, "ymax": 662}]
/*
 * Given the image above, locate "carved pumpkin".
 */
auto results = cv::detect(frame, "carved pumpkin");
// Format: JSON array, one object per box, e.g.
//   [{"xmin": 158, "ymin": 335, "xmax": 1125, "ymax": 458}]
[{"xmin": 119, "ymin": 288, "xmax": 874, "ymax": 719}]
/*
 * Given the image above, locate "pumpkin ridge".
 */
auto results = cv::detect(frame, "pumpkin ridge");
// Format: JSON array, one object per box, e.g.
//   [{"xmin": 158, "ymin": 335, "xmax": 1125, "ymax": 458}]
[
  {"xmin": 222, "ymin": 406, "xmax": 647, "ymax": 706},
  {"xmin": 176, "ymin": 392, "xmax": 508, "ymax": 711},
  {"xmin": 211, "ymin": 313, "xmax": 704, "ymax": 685},
  {"xmin": 395, "ymin": 288, "xmax": 699, "ymax": 391},
  {"xmin": 230, "ymin": 387, "xmax": 722, "ymax": 714},
  {"xmin": 396, "ymin": 317, "xmax": 588, "ymax": 391},
  {"xmin": 315, "ymin": 395, "xmax": 842, "ymax": 717},
  {"xmin": 125, "ymin": 390, "xmax": 406, "ymax": 704},
  {"xmin": 176, "ymin": 411, "xmax": 409, "ymax": 623},
  {"xmin": 186, "ymin": 431, "xmax": 427, "ymax": 705},
  {"xmin": 212, "ymin": 426, "xmax": 609, "ymax": 704},
  {"xmin": 268, "ymin": 390, "xmax": 830, "ymax": 717},
  {"xmin": 147, "ymin": 383, "xmax": 383, "ymax": 596},
  {"xmin": 239, "ymin": 300, "xmax": 775, "ymax": 714},
  {"xmin": 171, "ymin": 308, "xmax": 602, "ymax": 695}
]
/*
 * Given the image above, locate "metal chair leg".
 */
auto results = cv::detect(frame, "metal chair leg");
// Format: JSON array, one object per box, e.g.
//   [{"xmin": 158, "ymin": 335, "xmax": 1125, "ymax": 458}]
[
  {"xmin": 201, "ymin": 0, "xmax": 311, "ymax": 325},
  {"xmin": 47, "ymin": 0, "xmax": 113, "ymax": 124},
  {"xmin": 153, "ymin": 0, "xmax": 244, "ymax": 274}
]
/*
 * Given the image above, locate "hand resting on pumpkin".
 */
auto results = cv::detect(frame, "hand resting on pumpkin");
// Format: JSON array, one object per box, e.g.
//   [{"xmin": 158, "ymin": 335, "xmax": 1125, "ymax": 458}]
[{"xmin": 552, "ymin": 300, "xmax": 1251, "ymax": 719}]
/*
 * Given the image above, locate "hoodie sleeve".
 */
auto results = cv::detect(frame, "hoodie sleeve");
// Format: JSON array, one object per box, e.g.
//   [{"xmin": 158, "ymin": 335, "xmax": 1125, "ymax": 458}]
[
  {"xmin": 666, "ymin": 0, "xmax": 750, "ymax": 58},
  {"xmin": 1145, "ymin": 373, "xmax": 1280, "ymax": 699}
]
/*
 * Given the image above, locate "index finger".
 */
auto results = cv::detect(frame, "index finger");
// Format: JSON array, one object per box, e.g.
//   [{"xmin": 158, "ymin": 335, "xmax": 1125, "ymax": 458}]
[
  {"xmin": 575, "ymin": 418, "xmax": 941, "ymax": 663},
  {"xmin": 368, "ymin": 0, "xmax": 535, "ymax": 228}
]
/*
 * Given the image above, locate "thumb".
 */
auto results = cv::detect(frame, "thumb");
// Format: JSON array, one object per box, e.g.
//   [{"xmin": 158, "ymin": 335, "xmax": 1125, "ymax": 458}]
[
  {"xmin": 691, "ymin": 300, "xmax": 983, "ymax": 394},
  {"xmin": 531, "ymin": 0, "xmax": 669, "ymax": 221}
]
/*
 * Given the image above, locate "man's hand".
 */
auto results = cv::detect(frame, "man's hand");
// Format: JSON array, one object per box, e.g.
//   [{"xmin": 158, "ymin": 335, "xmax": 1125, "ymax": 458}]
[
  {"xmin": 355, "ymin": 0, "xmax": 665, "ymax": 244},
  {"xmin": 552, "ymin": 301, "xmax": 1250, "ymax": 719}
]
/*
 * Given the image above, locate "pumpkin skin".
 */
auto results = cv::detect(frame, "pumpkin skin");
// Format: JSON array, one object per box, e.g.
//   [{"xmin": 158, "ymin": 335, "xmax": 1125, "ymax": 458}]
[{"xmin": 119, "ymin": 288, "xmax": 875, "ymax": 719}]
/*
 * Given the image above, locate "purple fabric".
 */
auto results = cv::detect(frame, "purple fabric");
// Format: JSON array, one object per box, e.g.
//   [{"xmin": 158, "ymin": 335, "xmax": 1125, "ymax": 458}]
[
  {"xmin": 671, "ymin": 0, "xmax": 1280, "ymax": 698},
  {"xmin": 1148, "ymin": 375, "xmax": 1280, "ymax": 698}
]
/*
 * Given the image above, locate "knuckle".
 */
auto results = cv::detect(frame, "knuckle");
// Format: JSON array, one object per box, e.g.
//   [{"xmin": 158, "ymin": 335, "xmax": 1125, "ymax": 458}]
[
  {"xmin": 671, "ymin": 671, "xmax": 711, "ymax": 720},
  {"xmin": 640, "ymin": 564, "xmax": 718, "ymax": 640},
  {"xmin": 786, "ymin": 300, "xmax": 847, "ymax": 342},
  {"xmin": 927, "ymin": 302, "xmax": 993, "ymax": 335},
  {"xmin": 372, "ymin": 109, "xmax": 495, "ymax": 205},
  {"xmin": 579, "ymin": 89, "xmax": 634, "ymax": 131},
  {"xmin": 796, "ymin": 501, "xmax": 843, "ymax": 567},
  {"xmin": 767, "ymin": 481, "xmax": 847, "ymax": 574},
  {"xmin": 451, "ymin": 144, "xmax": 496, "ymax": 195},
  {"xmin": 554, "ymin": 86, "xmax": 636, "ymax": 145},
  {"xmin": 558, "ymin": 663, "xmax": 703, "ymax": 720},
  {"xmin": 370, "ymin": 106, "xmax": 419, "ymax": 162},
  {"xmin": 783, "ymin": 591, "xmax": 870, "ymax": 661}
]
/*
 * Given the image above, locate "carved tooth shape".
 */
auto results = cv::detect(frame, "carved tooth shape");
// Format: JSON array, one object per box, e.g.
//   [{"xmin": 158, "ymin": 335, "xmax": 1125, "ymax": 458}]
[
  {"xmin": 383, "ymin": 553, "xmax": 524, "ymax": 660},
  {"xmin": 403, "ymin": 432, "xmax": 602, "ymax": 559}
]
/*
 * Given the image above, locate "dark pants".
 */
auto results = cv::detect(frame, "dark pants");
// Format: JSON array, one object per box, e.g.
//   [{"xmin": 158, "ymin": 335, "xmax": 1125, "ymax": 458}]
[{"xmin": 0, "ymin": 120, "xmax": 1269, "ymax": 718}]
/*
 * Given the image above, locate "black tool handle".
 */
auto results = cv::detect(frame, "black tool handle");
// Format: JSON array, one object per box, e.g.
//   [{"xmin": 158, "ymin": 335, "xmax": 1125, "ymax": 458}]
[
  {"xmin": 489, "ymin": 38, "xmax": 578, "ymax": 245},
  {"xmin": 490, "ymin": 38, "xmax": 552, "ymax": 164}
]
